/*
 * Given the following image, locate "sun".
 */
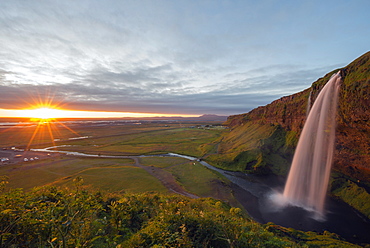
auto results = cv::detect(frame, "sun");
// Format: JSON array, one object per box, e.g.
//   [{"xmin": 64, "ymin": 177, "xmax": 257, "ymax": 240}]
[
  {"xmin": 17, "ymin": 106, "xmax": 69, "ymax": 121},
  {"xmin": 29, "ymin": 107, "xmax": 64, "ymax": 120}
]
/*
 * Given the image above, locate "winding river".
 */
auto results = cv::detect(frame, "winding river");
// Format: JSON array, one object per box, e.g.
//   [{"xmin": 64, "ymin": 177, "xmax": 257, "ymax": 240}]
[{"xmin": 31, "ymin": 146, "xmax": 370, "ymax": 244}]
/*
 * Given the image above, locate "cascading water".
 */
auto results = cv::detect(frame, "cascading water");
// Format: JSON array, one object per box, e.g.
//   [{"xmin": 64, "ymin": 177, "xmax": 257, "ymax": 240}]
[{"xmin": 282, "ymin": 71, "xmax": 342, "ymax": 218}]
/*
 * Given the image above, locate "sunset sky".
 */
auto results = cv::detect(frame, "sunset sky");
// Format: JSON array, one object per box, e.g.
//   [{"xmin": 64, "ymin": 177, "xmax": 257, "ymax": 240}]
[{"xmin": 0, "ymin": 0, "xmax": 369, "ymax": 118}]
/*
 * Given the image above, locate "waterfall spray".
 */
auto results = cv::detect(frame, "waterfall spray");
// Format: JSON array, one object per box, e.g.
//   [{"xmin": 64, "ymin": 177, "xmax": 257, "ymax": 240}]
[{"xmin": 283, "ymin": 71, "xmax": 342, "ymax": 218}]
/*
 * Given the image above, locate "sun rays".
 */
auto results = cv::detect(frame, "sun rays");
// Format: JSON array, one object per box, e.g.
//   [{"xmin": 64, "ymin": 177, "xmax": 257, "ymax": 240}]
[
  {"xmin": 2, "ymin": 96, "xmax": 82, "ymax": 150},
  {"xmin": 0, "ymin": 91, "xmax": 197, "ymax": 151},
  {"xmin": 24, "ymin": 112, "xmax": 81, "ymax": 151}
]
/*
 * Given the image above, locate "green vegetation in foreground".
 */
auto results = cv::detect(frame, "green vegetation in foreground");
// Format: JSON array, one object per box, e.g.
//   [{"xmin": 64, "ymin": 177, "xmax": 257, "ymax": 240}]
[
  {"xmin": 265, "ymin": 223, "xmax": 360, "ymax": 248},
  {"xmin": 0, "ymin": 183, "xmax": 360, "ymax": 247}
]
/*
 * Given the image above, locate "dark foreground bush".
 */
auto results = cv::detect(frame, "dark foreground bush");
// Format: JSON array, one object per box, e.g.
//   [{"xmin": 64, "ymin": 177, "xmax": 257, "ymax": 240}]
[{"xmin": 0, "ymin": 183, "xmax": 360, "ymax": 247}]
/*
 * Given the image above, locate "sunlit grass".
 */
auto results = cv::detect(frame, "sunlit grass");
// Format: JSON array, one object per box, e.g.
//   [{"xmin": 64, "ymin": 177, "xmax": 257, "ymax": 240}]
[
  {"xmin": 166, "ymin": 161, "xmax": 226, "ymax": 197},
  {"xmin": 0, "ymin": 123, "xmax": 227, "ymax": 196},
  {"xmin": 139, "ymin": 156, "xmax": 189, "ymax": 168},
  {"xmin": 61, "ymin": 128, "xmax": 224, "ymax": 157},
  {"xmin": 53, "ymin": 166, "xmax": 168, "ymax": 193},
  {"xmin": 1, "ymin": 156, "xmax": 135, "ymax": 190}
]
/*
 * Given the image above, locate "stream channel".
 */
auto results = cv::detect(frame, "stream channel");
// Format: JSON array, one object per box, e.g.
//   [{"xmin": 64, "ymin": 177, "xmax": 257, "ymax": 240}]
[{"xmin": 32, "ymin": 146, "xmax": 370, "ymax": 244}]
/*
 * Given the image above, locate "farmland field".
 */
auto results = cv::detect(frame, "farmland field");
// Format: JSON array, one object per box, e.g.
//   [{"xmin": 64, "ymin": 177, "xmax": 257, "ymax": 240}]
[{"xmin": 0, "ymin": 120, "xmax": 236, "ymax": 203}]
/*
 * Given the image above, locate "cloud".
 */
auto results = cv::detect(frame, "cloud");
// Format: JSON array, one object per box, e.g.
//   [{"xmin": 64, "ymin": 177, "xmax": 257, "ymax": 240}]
[
  {"xmin": 0, "ymin": 63, "xmax": 340, "ymax": 116},
  {"xmin": 0, "ymin": 0, "xmax": 368, "ymax": 116}
]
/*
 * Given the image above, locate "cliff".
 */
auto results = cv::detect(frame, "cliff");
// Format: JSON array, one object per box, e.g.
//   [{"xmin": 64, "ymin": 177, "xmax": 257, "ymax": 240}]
[
  {"xmin": 206, "ymin": 52, "xmax": 370, "ymax": 217},
  {"xmin": 218, "ymin": 51, "xmax": 370, "ymax": 180}
]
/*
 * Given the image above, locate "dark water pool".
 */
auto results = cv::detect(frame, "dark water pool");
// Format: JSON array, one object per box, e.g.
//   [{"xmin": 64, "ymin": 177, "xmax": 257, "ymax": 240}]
[{"xmin": 223, "ymin": 171, "xmax": 370, "ymax": 245}]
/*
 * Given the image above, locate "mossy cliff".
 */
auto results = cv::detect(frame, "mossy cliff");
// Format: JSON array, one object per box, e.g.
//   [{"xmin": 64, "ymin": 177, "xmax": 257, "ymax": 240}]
[{"xmin": 208, "ymin": 51, "xmax": 370, "ymax": 217}]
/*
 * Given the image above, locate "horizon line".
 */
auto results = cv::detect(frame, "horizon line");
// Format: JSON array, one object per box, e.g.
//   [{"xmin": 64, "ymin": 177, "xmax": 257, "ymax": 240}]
[{"xmin": 0, "ymin": 108, "xmax": 202, "ymax": 119}]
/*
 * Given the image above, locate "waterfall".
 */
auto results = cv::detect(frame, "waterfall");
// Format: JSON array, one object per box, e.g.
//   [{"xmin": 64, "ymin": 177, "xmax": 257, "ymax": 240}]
[{"xmin": 283, "ymin": 71, "xmax": 342, "ymax": 218}]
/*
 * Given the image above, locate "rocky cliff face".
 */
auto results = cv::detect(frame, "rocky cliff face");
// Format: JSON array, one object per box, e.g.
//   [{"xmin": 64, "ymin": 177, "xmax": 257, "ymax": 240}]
[
  {"xmin": 221, "ymin": 51, "xmax": 370, "ymax": 182},
  {"xmin": 334, "ymin": 54, "xmax": 370, "ymax": 182}
]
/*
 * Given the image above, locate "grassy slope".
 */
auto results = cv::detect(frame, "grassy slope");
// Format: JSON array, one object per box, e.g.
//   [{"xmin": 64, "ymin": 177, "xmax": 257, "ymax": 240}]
[
  {"xmin": 208, "ymin": 122, "xmax": 296, "ymax": 175},
  {"xmin": 330, "ymin": 172, "xmax": 370, "ymax": 219},
  {"xmin": 0, "ymin": 185, "xmax": 360, "ymax": 247},
  {"xmin": 207, "ymin": 123, "xmax": 275, "ymax": 171}
]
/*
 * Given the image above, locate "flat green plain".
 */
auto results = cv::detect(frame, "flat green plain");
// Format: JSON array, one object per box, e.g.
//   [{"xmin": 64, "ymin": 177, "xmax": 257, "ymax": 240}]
[
  {"xmin": 0, "ymin": 122, "xmax": 231, "ymax": 200},
  {"xmin": 53, "ymin": 166, "xmax": 169, "ymax": 194}
]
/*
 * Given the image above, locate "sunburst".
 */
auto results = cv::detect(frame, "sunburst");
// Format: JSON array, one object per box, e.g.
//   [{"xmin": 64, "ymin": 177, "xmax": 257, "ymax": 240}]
[
  {"xmin": 27, "ymin": 107, "xmax": 66, "ymax": 120},
  {"xmin": 13, "ymin": 102, "xmax": 82, "ymax": 151},
  {"xmin": 18, "ymin": 103, "xmax": 68, "ymax": 122}
]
